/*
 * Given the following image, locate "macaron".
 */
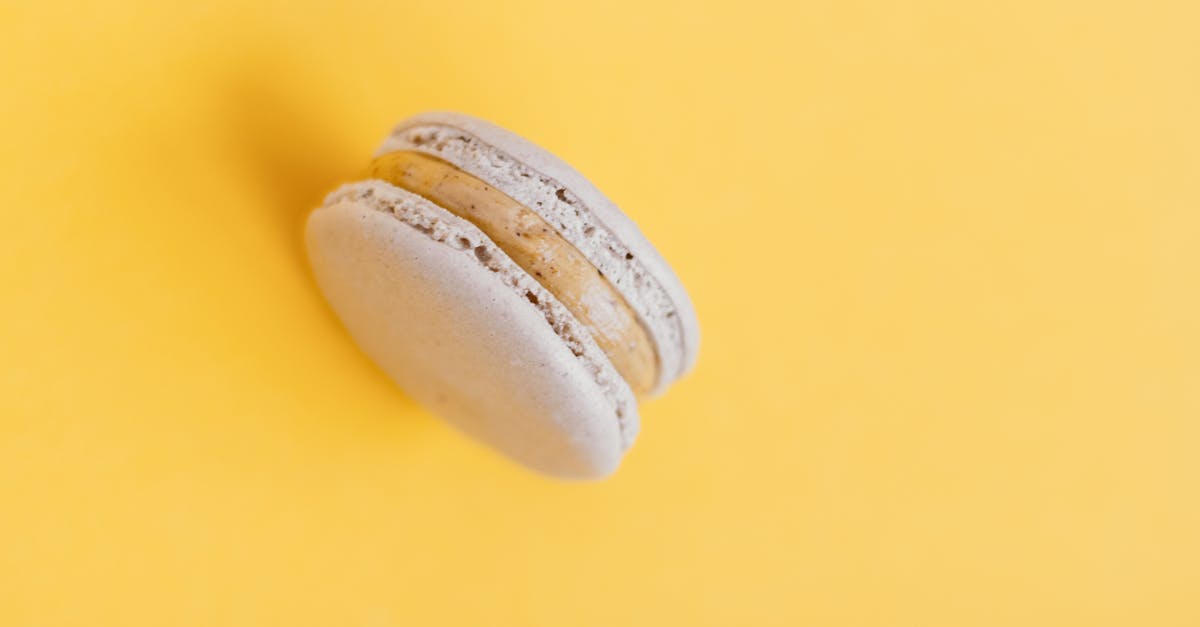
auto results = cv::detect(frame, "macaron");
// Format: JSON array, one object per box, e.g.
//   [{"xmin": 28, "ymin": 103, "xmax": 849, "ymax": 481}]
[{"xmin": 306, "ymin": 112, "xmax": 699, "ymax": 479}]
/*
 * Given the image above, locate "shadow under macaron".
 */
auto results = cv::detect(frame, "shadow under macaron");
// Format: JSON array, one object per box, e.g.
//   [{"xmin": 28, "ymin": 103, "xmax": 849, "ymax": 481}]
[{"xmin": 215, "ymin": 50, "xmax": 434, "ymax": 424}]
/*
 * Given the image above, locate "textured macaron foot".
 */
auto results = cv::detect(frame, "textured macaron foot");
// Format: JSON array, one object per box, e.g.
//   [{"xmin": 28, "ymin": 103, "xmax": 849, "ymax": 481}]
[
  {"xmin": 366, "ymin": 149, "xmax": 659, "ymax": 396},
  {"xmin": 379, "ymin": 112, "xmax": 699, "ymax": 396}
]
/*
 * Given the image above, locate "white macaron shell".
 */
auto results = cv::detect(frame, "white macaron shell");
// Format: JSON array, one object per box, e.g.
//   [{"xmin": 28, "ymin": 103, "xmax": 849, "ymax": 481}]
[
  {"xmin": 306, "ymin": 182, "xmax": 635, "ymax": 479},
  {"xmin": 378, "ymin": 112, "xmax": 700, "ymax": 396}
]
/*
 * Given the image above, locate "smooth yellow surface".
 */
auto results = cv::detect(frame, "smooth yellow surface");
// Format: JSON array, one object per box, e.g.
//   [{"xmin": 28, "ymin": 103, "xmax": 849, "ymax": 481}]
[{"xmin": 2, "ymin": 1, "xmax": 1198, "ymax": 625}]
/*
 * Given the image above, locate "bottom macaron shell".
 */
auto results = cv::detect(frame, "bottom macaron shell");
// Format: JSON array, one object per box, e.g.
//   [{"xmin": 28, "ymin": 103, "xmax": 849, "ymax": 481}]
[{"xmin": 307, "ymin": 199, "xmax": 625, "ymax": 479}]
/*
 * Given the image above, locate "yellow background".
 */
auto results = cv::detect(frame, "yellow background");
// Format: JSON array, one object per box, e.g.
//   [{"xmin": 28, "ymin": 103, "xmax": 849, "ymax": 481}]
[{"xmin": 2, "ymin": 0, "xmax": 1198, "ymax": 624}]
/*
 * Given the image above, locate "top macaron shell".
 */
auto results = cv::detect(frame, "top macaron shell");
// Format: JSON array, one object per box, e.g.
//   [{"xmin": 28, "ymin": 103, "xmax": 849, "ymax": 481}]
[{"xmin": 378, "ymin": 112, "xmax": 700, "ymax": 397}]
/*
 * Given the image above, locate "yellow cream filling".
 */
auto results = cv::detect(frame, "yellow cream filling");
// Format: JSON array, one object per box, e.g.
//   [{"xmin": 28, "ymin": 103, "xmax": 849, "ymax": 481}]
[{"xmin": 367, "ymin": 150, "xmax": 658, "ymax": 396}]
